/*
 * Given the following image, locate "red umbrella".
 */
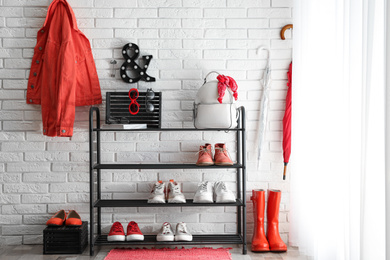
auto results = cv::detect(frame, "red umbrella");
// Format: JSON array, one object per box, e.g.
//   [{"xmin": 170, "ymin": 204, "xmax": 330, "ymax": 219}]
[{"xmin": 282, "ymin": 62, "xmax": 292, "ymax": 180}]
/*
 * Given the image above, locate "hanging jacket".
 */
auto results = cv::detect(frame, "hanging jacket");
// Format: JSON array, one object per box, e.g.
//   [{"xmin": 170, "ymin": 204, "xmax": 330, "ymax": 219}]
[{"xmin": 26, "ymin": 0, "xmax": 102, "ymax": 137}]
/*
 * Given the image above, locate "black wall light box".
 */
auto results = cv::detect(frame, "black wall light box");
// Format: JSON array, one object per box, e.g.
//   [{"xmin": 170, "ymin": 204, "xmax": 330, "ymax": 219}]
[
  {"xmin": 120, "ymin": 42, "xmax": 155, "ymax": 83},
  {"xmin": 105, "ymin": 91, "xmax": 162, "ymax": 128}
]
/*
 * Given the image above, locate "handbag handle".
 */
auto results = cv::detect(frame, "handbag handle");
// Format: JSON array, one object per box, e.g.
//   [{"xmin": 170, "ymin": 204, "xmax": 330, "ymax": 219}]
[{"xmin": 203, "ymin": 71, "xmax": 220, "ymax": 84}]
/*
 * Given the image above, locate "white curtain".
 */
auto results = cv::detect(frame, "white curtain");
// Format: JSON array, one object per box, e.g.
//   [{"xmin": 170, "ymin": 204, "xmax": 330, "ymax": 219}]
[{"xmin": 290, "ymin": 0, "xmax": 386, "ymax": 259}]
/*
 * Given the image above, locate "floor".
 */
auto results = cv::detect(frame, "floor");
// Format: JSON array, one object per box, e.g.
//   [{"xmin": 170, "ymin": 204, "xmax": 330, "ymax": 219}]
[{"xmin": 0, "ymin": 244, "xmax": 310, "ymax": 260}]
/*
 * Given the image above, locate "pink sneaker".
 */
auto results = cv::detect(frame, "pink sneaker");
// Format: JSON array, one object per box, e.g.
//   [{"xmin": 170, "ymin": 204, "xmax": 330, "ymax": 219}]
[
  {"xmin": 196, "ymin": 143, "xmax": 214, "ymax": 166},
  {"xmin": 214, "ymin": 143, "xmax": 233, "ymax": 166}
]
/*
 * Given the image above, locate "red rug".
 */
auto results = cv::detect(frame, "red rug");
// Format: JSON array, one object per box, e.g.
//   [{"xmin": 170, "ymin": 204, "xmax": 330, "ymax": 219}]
[{"xmin": 104, "ymin": 247, "xmax": 232, "ymax": 260}]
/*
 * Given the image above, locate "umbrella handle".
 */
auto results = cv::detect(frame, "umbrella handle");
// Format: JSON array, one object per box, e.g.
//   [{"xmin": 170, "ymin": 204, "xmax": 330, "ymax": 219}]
[
  {"xmin": 283, "ymin": 163, "xmax": 288, "ymax": 180},
  {"xmin": 281, "ymin": 24, "xmax": 293, "ymax": 40},
  {"xmin": 257, "ymin": 46, "xmax": 270, "ymax": 69}
]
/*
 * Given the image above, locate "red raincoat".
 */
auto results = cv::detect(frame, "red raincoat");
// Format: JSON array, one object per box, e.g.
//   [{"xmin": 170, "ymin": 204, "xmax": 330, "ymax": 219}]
[{"xmin": 26, "ymin": 0, "xmax": 102, "ymax": 137}]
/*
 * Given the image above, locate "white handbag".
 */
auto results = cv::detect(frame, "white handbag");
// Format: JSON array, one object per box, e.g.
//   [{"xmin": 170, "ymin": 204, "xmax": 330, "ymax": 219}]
[{"xmin": 193, "ymin": 71, "xmax": 239, "ymax": 129}]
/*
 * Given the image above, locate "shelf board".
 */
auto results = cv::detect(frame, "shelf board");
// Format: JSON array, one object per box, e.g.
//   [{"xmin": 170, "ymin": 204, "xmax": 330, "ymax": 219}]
[
  {"xmin": 95, "ymin": 234, "xmax": 243, "ymax": 245},
  {"xmin": 94, "ymin": 199, "xmax": 244, "ymax": 207},
  {"xmin": 93, "ymin": 163, "xmax": 243, "ymax": 170},
  {"xmin": 93, "ymin": 128, "xmax": 244, "ymax": 132}
]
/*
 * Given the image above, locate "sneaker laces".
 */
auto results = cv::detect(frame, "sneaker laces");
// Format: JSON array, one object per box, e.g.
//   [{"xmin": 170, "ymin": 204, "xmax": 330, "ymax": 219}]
[
  {"xmin": 216, "ymin": 182, "xmax": 228, "ymax": 192},
  {"xmin": 215, "ymin": 146, "xmax": 232, "ymax": 159},
  {"xmin": 128, "ymin": 223, "xmax": 139, "ymax": 233},
  {"xmin": 177, "ymin": 223, "xmax": 188, "ymax": 234},
  {"xmin": 162, "ymin": 223, "xmax": 172, "ymax": 234},
  {"xmin": 171, "ymin": 184, "xmax": 181, "ymax": 194},
  {"xmin": 152, "ymin": 183, "xmax": 163, "ymax": 194},
  {"xmin": 196, "ymin": 147, "xmax": 211, "ymax": 156},
  {"xmin": 198, "ymin": 181, "xmax": 209, "ymax": 193},
  {"xmin": 112, "ymin": 224, "xmax": 123, "ymax": 233}
]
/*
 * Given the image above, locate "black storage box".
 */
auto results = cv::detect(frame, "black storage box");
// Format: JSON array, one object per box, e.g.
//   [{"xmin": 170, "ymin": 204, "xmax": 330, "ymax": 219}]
[
  {"xmin": 105, "ymin": 91, "xmax": 162, "ymax": 128},
  {"xmin": 43, "ymin": 221, "xmax": 88, "ymax": 254}
]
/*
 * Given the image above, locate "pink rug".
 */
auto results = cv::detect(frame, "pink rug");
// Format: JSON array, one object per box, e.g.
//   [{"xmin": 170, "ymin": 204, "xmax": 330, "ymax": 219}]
[{"xmin": 104, "ymin": 247, "xmax": 232, "ymax": 260}]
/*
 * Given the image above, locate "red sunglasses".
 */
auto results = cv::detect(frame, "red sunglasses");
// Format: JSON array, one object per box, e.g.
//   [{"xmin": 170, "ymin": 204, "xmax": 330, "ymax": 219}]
[{"xmin": 128, "ymin": 88, "xmax": 140, "ymax": 115}]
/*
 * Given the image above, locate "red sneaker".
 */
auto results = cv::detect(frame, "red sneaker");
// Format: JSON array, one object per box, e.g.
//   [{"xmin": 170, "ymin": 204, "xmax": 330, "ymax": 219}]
[
  {"xmin": 126, "ymin": 221, "xmax": 144, "ymax": 241},
  {"xmin": 46, "ymin": 210, "xmax": 66, "ymax": 226},
  {"xmin": 108, "ymin": 222, "xmax": 125, "ymax": 241},
  {"xmin": 196, "ymin": 143, "xmax": 214, "ymax": 166},
  {"xmin": 214, "ymin": 143, "xmax": 233, "ymax": 166}
]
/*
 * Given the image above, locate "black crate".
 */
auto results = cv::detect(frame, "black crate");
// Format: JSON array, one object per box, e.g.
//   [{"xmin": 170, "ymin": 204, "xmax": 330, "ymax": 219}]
[
  {"xmin": 105, "ymin": 91, "xmax": 162, "ymax": 128},
  {"xmin": 43, "ymin": 221, "xmax": 88, "ymax": 254}
]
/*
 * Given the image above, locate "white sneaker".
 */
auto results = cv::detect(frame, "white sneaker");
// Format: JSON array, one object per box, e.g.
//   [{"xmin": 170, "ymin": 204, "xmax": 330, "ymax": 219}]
[
  {"xmin": 147, "ymin": 181, "xmax": 166, "ymax": 203},
  {"xmin": 156, "ymin": 222, "xmax": 174, "ymax": 241},
  {"xmin": 167, "ymin": 180, "xmax": 186, "ymax": 203},
  {"xmin": 193, "ymin": 181, "xmax": 213, "ymax": 203},
  {"xmin": 175, "ymin": 222, "xmax": 192, "ymax": 241},
  {"xmin": 214, "ymin": 181, "xmax": 236, "ymax": 203}
]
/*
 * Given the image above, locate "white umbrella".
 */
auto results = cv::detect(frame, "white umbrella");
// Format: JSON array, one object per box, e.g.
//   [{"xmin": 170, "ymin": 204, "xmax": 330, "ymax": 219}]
[{"xmin": 256, "ymin": 46, "xmax": 271, "ymax": 170}]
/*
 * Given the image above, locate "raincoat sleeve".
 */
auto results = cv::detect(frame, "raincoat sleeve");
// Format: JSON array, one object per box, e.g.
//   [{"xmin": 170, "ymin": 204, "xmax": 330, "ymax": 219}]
[{"xmin": 41, "ymin": 2, "xmax": 76, "ymax": 137}]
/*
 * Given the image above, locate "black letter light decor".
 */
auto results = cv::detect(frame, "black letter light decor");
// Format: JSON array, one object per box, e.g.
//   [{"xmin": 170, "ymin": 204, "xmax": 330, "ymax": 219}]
[{"xmin": 120, "ymin": 43, "xmax": 156, "ymax": 83}]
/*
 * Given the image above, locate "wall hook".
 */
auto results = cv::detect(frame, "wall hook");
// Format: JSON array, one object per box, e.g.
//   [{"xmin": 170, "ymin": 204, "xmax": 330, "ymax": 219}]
[{"xmin": 110, "ymin": 60, "xmax": 117, "ymax": 77}]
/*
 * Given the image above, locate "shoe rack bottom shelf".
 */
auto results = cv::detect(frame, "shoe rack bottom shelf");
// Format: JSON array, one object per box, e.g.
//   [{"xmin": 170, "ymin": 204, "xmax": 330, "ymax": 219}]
[{"xmin": 95, "ymin": 234, "xmax": 243, "ymax": 245}]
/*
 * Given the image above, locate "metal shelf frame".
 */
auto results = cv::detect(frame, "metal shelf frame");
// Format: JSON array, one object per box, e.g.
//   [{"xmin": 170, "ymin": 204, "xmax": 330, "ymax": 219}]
[
  {"xmin": 89, "ymin": 106, "xmax": 247, "ymax": 255},
  {"xmin": 94, "ymin": 128, "xmax": 244, "ymax": 132},
  {"xmin": 93, "ymin": 163, "xmax": 243, "ymax": 170},
  {"xmin": 94, "ymin": 234, "xmax": 243, "ymax": 246},
  {"xmin": 93, "ymin": 199, "xmax": 244, "ymax": 208}
]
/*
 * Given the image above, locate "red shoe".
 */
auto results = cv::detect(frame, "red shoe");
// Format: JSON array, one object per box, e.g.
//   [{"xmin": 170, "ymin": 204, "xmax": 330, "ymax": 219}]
[
  {"xmin": 108, "ymin": 222, "xmax": 125, "ymax": 241},
  {"xmin": 46, "ymin": 210, "xmax": 66, "ymax": 226},
  {"xmin": 65, "ymin": 210, "xmax": 82, "ymax": 226},
  {"xmin": 126, "ymin": 221, "xmax": 144, "ymax": 241},
  {"xmin": 214, "ymin": 143, "xmax": 233, "ymax": 166},
  {"xmin": 196, "ymin": 143, "xmax": 214, "ymax": 166}
]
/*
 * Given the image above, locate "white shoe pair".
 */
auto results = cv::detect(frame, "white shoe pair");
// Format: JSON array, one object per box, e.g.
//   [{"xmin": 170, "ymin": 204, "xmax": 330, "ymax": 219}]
[
  {"xmin": 156, "ymin": 222, "xmax": 192, "ymax": 242},
  {"xmin": 148, "ymin": 180, "xmax": 186, "ymax": 204},
  {"xmin": 193, "ymin": 181, "xmax": 236, "ymax": 203}
]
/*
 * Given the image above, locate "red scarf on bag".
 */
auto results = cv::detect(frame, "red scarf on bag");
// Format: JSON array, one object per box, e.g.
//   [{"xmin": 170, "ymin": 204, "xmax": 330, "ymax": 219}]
[{"xmin": 216, "ymin": 75, "xmax": 238, "ymax": 103}]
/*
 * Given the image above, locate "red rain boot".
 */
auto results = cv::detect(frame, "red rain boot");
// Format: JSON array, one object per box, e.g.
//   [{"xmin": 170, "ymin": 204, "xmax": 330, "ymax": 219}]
[
  {"xmin": 266, "ymin": 190, "xmax": 287, "ymax": 252},
  {"xmin": 251, "ymin": 190, "xmax": 270, "ymax": 252}
]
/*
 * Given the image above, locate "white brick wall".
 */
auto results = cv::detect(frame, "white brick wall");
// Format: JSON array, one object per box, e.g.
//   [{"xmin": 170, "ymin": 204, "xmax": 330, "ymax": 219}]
[{"xmin": 0, "ymin": 0, "xmax": 292, "ymax": 245}]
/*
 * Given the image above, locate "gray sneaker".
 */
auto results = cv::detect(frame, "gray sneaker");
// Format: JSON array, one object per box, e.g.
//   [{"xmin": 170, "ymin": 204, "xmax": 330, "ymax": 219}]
[
  {"xmin": 175, "ymin": 222, "xmax": 192, "ymax": 241},
  {"xmin": 156, "ymin": 222, "xmax": 174, "ymax": 241},
  {"xmin": 214, "ymin": 181, "xmax": 236, "ymax": 203},
  {"xmin": 147, "ymin": 181, "xmax": 166, "ymax": 203},
  {"xmin": 193, "ymin": 181, "xmax": 213, "ymax": 203},
  {"xmin": 167, "ymin": 180, "xmax": 186, "ymax": 203}
]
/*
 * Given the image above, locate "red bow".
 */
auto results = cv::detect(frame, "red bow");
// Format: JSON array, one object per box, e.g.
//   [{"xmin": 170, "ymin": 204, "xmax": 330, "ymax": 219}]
[{"xmin": 216, "ymin": 75, "xmax": 238, "ymax": 104}]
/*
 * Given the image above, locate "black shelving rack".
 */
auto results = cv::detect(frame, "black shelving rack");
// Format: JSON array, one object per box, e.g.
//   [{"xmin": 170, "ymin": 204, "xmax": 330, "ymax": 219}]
[{"xmin": 88, "ymin": 106, "xmax": 247, "ymax": 255}]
